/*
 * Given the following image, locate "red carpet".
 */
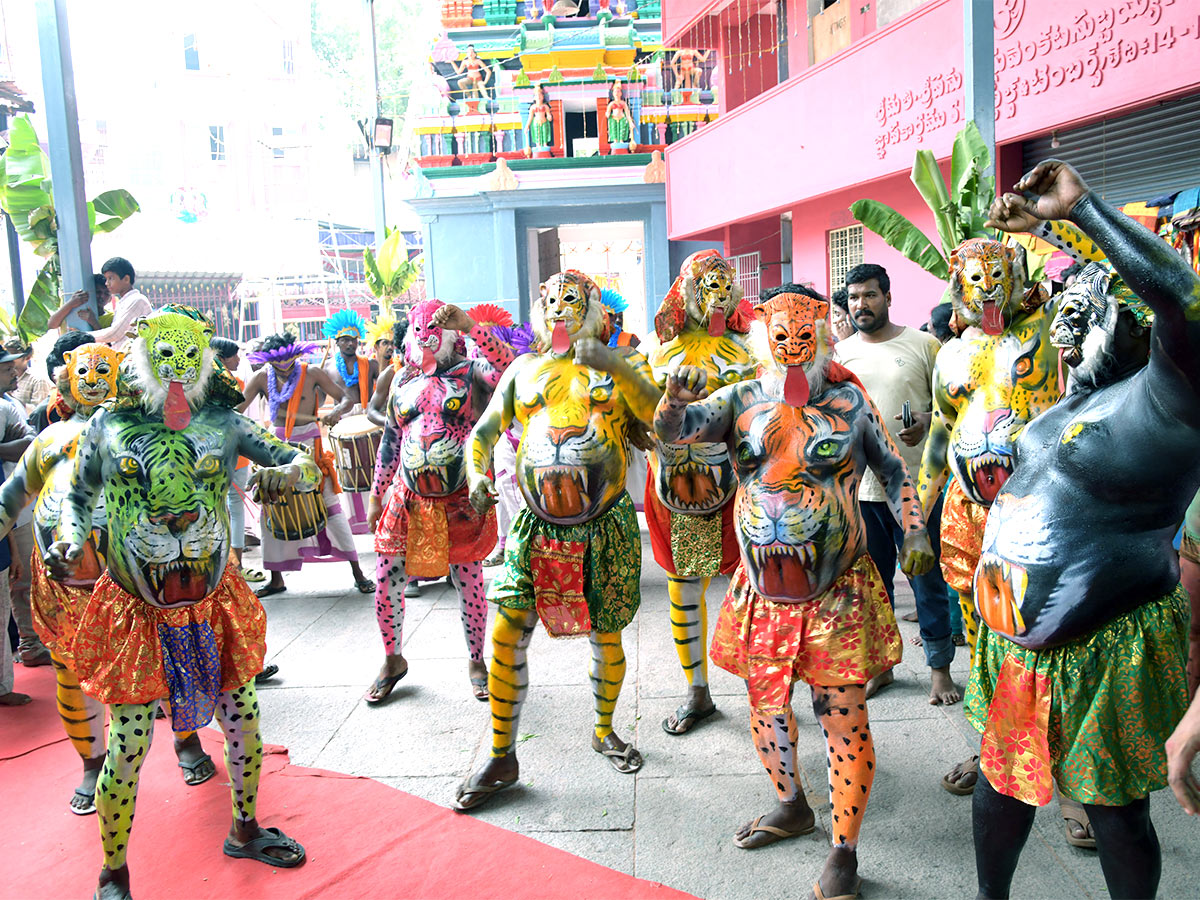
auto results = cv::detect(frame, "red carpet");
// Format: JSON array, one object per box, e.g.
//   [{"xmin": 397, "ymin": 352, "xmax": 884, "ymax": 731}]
[{"xmin": 2, "ymin": 665, "xmax": 692, "ymax": 900}]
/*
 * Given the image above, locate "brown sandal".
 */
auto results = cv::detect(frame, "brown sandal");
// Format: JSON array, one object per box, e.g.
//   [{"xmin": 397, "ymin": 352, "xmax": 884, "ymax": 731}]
[{"xmin": 942, "ymin": 755, "xmax": 979, "ymax": 795}]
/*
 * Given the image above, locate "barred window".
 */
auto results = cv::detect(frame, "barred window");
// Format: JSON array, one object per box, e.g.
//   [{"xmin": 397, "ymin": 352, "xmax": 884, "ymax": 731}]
[{"xmin": 828, "ymin": 224, "xmax": 863, "ymax": 293}]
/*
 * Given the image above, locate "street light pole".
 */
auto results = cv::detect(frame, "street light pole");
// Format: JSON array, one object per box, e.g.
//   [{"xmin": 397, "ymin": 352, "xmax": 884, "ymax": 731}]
[
  {"xmin": 365, "ymin": 0, "xmax": 388, "ymax": 250},
  {"xmin": 35, "ymin": 0, "xmax": 95, "ymax": 328},
  {"xmin": 963, "ymin": 0, "xmax": 996, "ymax": 177}
]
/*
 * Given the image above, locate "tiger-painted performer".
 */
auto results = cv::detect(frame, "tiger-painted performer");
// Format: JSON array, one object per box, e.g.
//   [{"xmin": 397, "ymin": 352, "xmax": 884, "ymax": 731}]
[
  {"xmin": 645, "ymin": 250, "xmax": 756, "ymax": 735},
  {"xmin": 0, "ymin": 340, "xmax": 219, "ymax": 812},
  {"xmin": 915, "ymin": 236, "xmax": 1063, "ymax": 800},
  {"xmin": 964, "ymin": 159, "xmax": 1200, "ymax": 900},
  {"xmin": 240, "ymin": 333, "xmax": 374, "ymax": 596},
  {"xmin": 655, "ymin": 284, "xmax": 933, "ymax": 900},
  {"xmin": 364, "ymin": 300, "xmax": 514, "ymax": 704},
  {"xmin": 453, "ymin": 269, "xmax": 660, "ymax": 810},
  {"xmin": 322, "ymin": 309, "xmax": 378, "ymax": 534},
  {"xmin": 47, "ymin": 309, "xmax": 314, "ymax": 900}
]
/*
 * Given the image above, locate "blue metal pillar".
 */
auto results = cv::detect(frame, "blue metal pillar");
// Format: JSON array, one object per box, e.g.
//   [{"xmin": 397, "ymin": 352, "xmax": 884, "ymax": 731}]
[
  {"xmin": 35, "ymin": 0, "xmax": 94, "ymax": 326},
  {"xmin": 963, "ymin": 0, "xmax": 996, "ymax": 176}
]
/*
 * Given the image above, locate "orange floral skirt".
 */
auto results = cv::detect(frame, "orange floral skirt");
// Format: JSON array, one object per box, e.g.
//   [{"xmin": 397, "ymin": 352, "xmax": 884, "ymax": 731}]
[
  {"xmin": 30, "ymin": 551, "xmax": 92, "ymax": 671},
  {"xmin": 710, "ymin": 555, "xmax": 902, "ymax": 714},
  {"xmin": 69, "ymin": 562, "xmax": 265, "ymax": 731},
  {"xmin": 940, "ymin": 477, "xmax": 990, "ymax": 595},
  {"xmin": 375, "ymin": 482, "xmax": 497, "ymax": 577}
]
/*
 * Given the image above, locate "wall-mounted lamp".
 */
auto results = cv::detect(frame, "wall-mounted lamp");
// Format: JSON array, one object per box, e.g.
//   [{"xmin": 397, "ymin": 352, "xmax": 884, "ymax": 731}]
[
  {"xmin": 374, "ymin": 117, "xmax": 394, "ymax": 153},
  {"xmin": 1050, "ymin": 130, "xmax": 1060, "ymax": 149}
]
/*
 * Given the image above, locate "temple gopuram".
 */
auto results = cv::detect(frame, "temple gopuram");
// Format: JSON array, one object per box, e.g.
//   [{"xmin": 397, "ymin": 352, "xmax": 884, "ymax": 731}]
[{"xmin": 409, "ymin": 0, "xmax": 720, "ymax": 335}]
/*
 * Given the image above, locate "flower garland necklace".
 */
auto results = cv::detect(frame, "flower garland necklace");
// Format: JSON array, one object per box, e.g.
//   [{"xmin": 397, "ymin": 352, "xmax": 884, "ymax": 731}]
[
  {"xmin": 266, "ymin": 361, "xmax": 302, "ymax": 423},
  {"xmin": 336, "ymin": 352, "xmax": 359, "ymax": 388}
]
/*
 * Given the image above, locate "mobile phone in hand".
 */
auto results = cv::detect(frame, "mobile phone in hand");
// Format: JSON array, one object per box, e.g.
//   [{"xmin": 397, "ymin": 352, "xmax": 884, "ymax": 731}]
[{"xmin": 902, "ymin": 401, "xmax": 914, "ymax": 429}]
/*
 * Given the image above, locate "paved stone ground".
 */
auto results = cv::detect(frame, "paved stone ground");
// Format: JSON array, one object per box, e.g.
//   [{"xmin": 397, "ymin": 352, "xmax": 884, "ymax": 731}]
[{"xmin": 239, "ymin": 524, "xmax": 1198, "ymax": 899}]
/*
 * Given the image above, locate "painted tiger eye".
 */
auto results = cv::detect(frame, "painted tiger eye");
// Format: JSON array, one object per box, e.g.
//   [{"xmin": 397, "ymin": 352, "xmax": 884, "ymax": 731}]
[{"xmin": 117, "ymin": 455, "xmax": 140, "ymax": 476}]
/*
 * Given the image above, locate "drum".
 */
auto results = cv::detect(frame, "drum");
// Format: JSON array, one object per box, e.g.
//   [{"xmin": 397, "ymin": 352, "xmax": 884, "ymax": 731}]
[
  {"xmin": 261, "ymin": 484, "xmax": 327, "ymax": 541},
  {"xmin": 329, "ymin": 414, "xmax": 383, "ymax": 492}
]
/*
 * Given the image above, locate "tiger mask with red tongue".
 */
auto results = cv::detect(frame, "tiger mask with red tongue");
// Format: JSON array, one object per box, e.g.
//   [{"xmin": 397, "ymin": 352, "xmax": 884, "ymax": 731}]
[
  {"xmin": 533, "ymin": 270, "xmax": 604, "ymax": 356},
  {"xmin": 131, "ymin": 311, "xmax": 216, "ymax": 430},
  {"xmin": 949, "ymin": 238, "xmax": 1028, "ymax": 337},
  {"xmin": 751, "ymin": 286, "xmax": 834, "ymax": 408},
  {"xmin": 404, "ymin": 299, "xmax": 466, "ymax": 375}
]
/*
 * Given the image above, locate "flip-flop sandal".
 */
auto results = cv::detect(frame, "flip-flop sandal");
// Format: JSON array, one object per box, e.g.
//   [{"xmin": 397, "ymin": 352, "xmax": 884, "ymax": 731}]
[
  {"xmin": 178, "ymin": 753, "xmax": 217, "ymax": 786},
  {"xmin": 70, "ymin": 787, "xmax": 97, "ymax": 816},
  {"xmin": 591, "ymin": 734, "xmax": 644, "ymax": 774},
  {"xmin": 255, "ymin": 664, "xmax": 280, "ymax": 684},
  {"xmin": 364, "ymin": 668, "xmax": 408, "ymax": 704},
  {"xmin": 240, "ymin": 566, "xmax": 267, "ymax": 583},
  {"xmin": 469, "ymin": 676, "xmax": 489, "ymax": 702},
  {"xmin": 223, "ymin": 825, "xmax": 306, "ymax": 868},
  {"xmin": 255, "ymin": 583, "xmax": 287, "ymax": 599},
  {"xmin": 813, "ymin": 876, "xmax": 862, "ymax": 900},
  {"xmin": 1059, "ymin": 797, "xmax": 1097, "ymax": 849},
  {"xmin": 662, "ymin": 704, "xmax": 717, "ymax": 735},
  {"xmin": 732, "ymin": 814, "xmax": 816, "ymax": 848},
  {"xmin": 355, "ymin": 577, "xmax": 375, "ymax": 594},
  {"xmin": 453, "ymin": 774, "xmax": 519, "ymax": 811},
  {"xmin": 942, "ymin": 755, "xmax": 980, "ymax": 795},
  {"xmin": 901, "ymin": 610, "xmax": 920, "ymax": 622}
]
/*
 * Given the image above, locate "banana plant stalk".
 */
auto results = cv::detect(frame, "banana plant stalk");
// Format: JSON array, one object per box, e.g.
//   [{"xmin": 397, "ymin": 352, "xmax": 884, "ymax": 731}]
[{"xmin": 849, "ymin": 121, "xmax": 997, "ymax": 283}]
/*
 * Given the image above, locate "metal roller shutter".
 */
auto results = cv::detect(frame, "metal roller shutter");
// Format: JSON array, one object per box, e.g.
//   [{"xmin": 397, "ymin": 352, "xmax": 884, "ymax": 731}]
[{"xmin": 1022, "ymin": 92, "xmax": 1200, "ymax": 206}]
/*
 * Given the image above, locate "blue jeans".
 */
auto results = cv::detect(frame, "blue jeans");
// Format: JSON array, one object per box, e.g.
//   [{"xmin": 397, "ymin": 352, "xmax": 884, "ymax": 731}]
[{"xmin": 860, "ymin": 496, "xmax": 954, "ymax": 670}]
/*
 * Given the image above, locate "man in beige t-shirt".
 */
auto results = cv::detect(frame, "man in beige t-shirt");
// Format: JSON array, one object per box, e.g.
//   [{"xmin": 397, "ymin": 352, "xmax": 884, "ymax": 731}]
[{"xmin": 836, "ymin": 263, "xmax": 958, "ymax": 706}]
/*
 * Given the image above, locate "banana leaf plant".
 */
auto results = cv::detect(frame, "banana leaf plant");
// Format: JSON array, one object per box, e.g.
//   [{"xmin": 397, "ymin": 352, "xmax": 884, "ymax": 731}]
[
  {"xmin": 363, "ymin": 226, "xmax": 423, "ymax": 317},
  {"xmin": 0, "ymin": 115, "xmax": 139, "ymax": 342},
  {"xmin": 849, "ymin": 121, "xmax": 997, "ymax": 283}
]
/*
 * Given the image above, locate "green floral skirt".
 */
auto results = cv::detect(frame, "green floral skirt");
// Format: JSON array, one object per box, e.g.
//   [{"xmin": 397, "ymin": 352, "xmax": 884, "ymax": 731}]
[
  {"xmin": 964, "ymin": 586, "xmax": 1189, "ymax": 806},
  {"xmin": 488, "ymin": 492, "xmax": 641, "ymax": 635}
]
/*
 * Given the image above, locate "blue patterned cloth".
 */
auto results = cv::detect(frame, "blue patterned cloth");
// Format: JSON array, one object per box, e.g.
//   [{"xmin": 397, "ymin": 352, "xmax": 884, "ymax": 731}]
[{"xmin": 157, "ymin": 621, "xmax": 223, "ymax": 731}]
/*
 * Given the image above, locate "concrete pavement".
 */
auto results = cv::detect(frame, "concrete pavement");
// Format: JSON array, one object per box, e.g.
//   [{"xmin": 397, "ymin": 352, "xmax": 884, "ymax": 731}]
[{"xmin": 241, "ymin": 524, "xmax": 1199, "ymax": 899}]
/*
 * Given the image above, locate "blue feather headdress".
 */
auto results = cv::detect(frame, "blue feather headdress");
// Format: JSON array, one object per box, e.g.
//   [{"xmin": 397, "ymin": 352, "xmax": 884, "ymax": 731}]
[
  {"xmin": 323, "ymin": 309, "xmax": 367, "ymax": 340},
  {"xmin": 600, "ymin": 288, "xmax": 628, "ymax": 314}
]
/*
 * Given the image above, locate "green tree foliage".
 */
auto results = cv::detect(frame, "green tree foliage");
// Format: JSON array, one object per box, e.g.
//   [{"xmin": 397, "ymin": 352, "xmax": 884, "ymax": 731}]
[
  {"xmin": 0, "ymin": 116, "xmax": 138, "ymax": 342},
  {"xmin": 310, "ymin": 0, "xmax": 441, "ymax": 142}
]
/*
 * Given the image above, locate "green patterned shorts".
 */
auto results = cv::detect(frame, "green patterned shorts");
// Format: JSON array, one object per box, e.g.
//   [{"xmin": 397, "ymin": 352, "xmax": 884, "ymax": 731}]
[
  {"xmin": 488, "ymin": 492, "xmax": 641, "ymax": 633},
  {"xmin": 965, "ymin": 585, "xmax": 1189, "ymax": 806}
]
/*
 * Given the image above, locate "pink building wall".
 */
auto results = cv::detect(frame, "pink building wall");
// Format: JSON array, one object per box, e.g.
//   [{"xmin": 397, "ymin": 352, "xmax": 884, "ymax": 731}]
[
  {"xmin": 789, "ymin": 169, "xmax": 951, "ymax": 327},
  {"xmin": 666, "ymin": 0, "xmax": 1200, "ymax": 278}
]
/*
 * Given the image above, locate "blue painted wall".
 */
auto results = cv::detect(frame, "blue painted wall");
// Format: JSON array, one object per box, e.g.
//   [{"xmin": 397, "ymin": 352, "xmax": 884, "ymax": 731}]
[{"xmin": 413, "ymin": 182, "xmax": 679, "ymax": 326}]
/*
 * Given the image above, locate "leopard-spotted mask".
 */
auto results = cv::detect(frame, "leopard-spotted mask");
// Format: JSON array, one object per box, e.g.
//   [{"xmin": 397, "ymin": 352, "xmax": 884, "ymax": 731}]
[
  {"xmin": 133, "ymin": 312, "xmax": 216, "ymax": 430},
  {"xmin": 948, "ymin": 238, "xmax": 1027, "ymax": 336}
]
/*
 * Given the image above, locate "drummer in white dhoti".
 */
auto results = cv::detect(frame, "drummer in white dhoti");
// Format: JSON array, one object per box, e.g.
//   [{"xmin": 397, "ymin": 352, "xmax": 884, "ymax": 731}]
[
  {"xmin": 239, "ymin": 333, "xmax": 375, "ymax": 597},
  {"xmin": 321, "ymin": 310, "xmax": 382, "ymax": 534}
]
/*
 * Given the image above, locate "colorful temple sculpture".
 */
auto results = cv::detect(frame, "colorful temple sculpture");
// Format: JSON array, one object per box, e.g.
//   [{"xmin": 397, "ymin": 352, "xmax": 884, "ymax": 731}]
[
  {"xmin": 417, "ymin": 1, "xmax": 718, "ymax": 167},
  {"xmin": 409, "ymin": 1, "xmax": 724, "ymax": 324}
]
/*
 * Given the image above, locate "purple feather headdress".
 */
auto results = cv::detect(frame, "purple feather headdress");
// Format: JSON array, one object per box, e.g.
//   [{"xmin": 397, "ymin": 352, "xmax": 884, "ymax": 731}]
[
  {"xmin": 248, "ymin": 341, "xmax": 319, "ymax": 365},
  {"xmin": 492, "ymin": 322, "xmax": 536, "ymax": 356}
]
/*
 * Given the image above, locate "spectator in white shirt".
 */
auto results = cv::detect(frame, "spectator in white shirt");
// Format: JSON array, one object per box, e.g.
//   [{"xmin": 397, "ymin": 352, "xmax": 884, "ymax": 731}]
[{"xmin": 51, "ymin": 257, "xmax": 153, "ymax": 352}]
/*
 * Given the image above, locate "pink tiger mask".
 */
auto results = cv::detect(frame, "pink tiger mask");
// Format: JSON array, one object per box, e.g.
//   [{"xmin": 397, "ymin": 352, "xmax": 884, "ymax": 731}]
[{"xmin": 404, "ymin": 299, "xmax": 466, "ymax": 374}]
